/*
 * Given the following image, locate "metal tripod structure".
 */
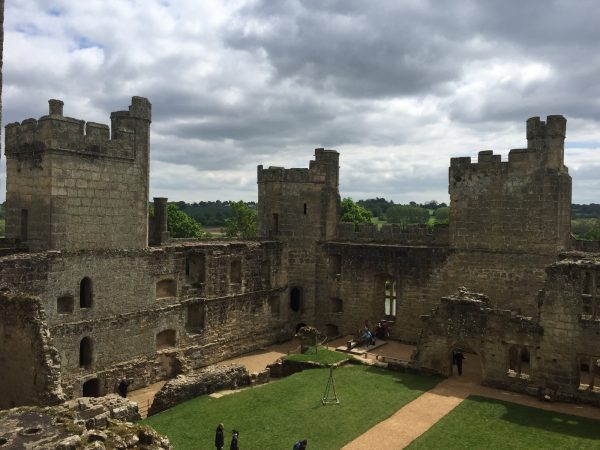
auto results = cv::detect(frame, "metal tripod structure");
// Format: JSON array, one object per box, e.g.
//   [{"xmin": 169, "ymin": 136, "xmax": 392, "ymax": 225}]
[{"xmin": 321, "ymin": 365, "xmax": 340, "ymax": 405}]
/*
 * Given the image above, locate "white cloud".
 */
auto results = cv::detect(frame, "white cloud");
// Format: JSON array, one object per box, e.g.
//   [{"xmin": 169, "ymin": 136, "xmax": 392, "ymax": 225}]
[{"xmin": 1, "ymin": 0, "xmax": 599, "ymax": 205}]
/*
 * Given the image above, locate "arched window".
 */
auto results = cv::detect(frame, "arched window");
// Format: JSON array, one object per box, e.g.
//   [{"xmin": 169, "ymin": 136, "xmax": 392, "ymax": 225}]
[
  {"xmin": 230, "ymin": 260, "xmax": 242, "ymax": 284},
  {"xmin": 79, "ymin": 337, "xmax": 93, "ymax": 367},
  {"xmin": 79, "ymin": 277, "xmax": 93, "ymax": 308},
  {"xmin": 331, "ymin": 298, "xmax": 343, "ymax": 313},
  {"xmin": 290, "ymin": 287, "xmax": 302, "ymax": 312}
]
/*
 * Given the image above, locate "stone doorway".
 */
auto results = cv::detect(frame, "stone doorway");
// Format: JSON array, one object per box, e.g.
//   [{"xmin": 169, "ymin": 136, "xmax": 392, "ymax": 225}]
[
  {"xmin": 82, "ymin": 378, "xmax": 100, "ymax": 397},
  {"xmin": 450, "ymin": 347, "xmax": 482, "ymax": 383}
]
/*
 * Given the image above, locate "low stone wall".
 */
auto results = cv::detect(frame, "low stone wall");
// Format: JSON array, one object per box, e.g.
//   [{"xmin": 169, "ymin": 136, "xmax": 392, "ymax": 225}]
[
  {"xmin": 149, "ymin": 364, "xmax": 250, "ymax": 415},
  {"xmin": 0, "ymin": 394, "xmax": 171, "ymax": 449},
  {"xmin": 266, "ymin": 359, "xmax": 325, "ymax": 378}
]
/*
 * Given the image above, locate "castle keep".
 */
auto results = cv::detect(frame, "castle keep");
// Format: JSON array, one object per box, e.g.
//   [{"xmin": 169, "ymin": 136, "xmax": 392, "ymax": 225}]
[{"xmin": 0, "ymin": 98, "xmax": 599, "ymax": 410}]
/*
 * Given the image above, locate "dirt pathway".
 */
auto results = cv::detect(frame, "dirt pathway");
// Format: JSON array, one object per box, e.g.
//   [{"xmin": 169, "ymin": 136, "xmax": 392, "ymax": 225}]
[{"xmin": 343, "ymin": 351, "xmax": 600, "ymax": 449}]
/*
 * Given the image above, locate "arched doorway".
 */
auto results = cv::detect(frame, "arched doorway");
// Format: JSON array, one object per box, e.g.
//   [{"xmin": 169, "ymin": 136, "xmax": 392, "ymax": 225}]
[
  {"xmin": 79, "ymin": 337, "xmax": 93, "ymax": 368},
  {"xmin": 82, "ymin": 378, "xmax": 100, "ymax": 397},
  {"xmin": 290, "ymin": 287, "xmax": 302, "ymax": 312},
  {"xmin": 450, "ymin": 345, "xmax": 482, "ymax": 383}
]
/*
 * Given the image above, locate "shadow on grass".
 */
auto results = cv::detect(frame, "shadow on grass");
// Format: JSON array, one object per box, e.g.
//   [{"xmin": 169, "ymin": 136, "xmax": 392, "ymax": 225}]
[
  {"xmin": 363, "ymin": 365, "xmax": 443, "ymax": 391},
  {"xmin": 469, "ymin": 396, "xmax": 600, "ymax": 440}
]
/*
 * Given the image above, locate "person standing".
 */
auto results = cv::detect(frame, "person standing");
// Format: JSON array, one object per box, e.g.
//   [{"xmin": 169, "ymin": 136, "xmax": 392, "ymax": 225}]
[
  {"xmin": 294, "ymin": 438, "xmax": 308, "ymax": 449},
  {"xmin": 230, "ymin": 429, "xmax": 239, "ymax": 450},
  {"xmin": 454, "ymin": 350, "xmax": 465, "ymax": 376},
  {"xmin": 215, "ymin": 423, "xmax": 224, "ymax": 450},
  {"xmin": 117, "ymin": 378, "xmax": 130, "ymax": 398}
]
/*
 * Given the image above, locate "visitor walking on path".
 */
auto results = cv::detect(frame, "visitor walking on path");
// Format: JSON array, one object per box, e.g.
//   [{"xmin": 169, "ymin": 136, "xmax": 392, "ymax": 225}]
[
  {"xmin": 215, "ymin": 423, "xmax": 224, "ymax": 450},
  {"xmin": 294, "ymin": 438, "xmax": 308, "ymax": 449},
  {"xmin": 230, "ymin": 429, "xmax": 239, "ymax": 450},
  {"xmin": 117, "ymin": 378, "xmax": 130, "ymax": 398},
  {"xmin": 453, "ymin": 350, "xmax": 465, "ymax": 376}
]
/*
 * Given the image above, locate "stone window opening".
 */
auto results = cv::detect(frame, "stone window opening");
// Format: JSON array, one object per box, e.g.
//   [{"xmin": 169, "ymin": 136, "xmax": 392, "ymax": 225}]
[
  {"xmin": 260, "ymin": 260, "xmax": 271, "ymax": 288},
  {"xmin": 303, "ymin": 203, "xmax": 307, "ymax": 215},
  {"xmin": 329, "ymin": 254, "xmax": 342, "ymax": 279},
  {"xmin": 384, "ymin": 280, "xmax": 397, "ymax": 319},
  {"xmin": 156, "ymin": 329, "xmax": 177, "ymax": 350},
  {"xmin": 581, "ymin": 270, "xmax": 598, "ymax": 318},
  {"xmin": 156, "ymin": 279, "xmax": 177, "ymax": 299},
  {"xmin": 579, "ymin": 356, "xmax": 600, "ymax": 392},
  {"xmin": 331, "ymin": 297, "xmax": 343, "ymax": 313},
  {"xmin": 230, "ymin": 260, "xmax": 242, "ymax": 284},
  {"xmin": 325, "ymin": 324, "xmax": 339, "ymax": 338},
  {"xmin": 272, "ymin": 213, "xmax": 279, "ymax": 235},
  {"xmin": 186, "ymin": 303, "xmax": 205, "ymax": 332},
  {"xmin": 507, "ymin": 345, "xmax": 530, "ymax": 378},
  {"xmin": 57, "ymin": 295, "xmax": 74, "ymax": 314},
  {"xmin": 20, "ymin": 209, "xmax": 28, "ymax": 242},
  {"xmin": 186, "ymin": 254, "xmax": 206, "ymax": 285},
  {"xmin": 290, "ymin": 287, "xmax": 302, "ymax": 313},
  {"xmin": 268, "ymin": 295, "xmax": 280, "ymax": 317},
  {"xmin": 79, "ymin": 337, "xmax": 94, "ymax": 368},
  {"xmin": 82, "ymin": 378, "xmax": 100, "ymax": 397},
  {"xmin": 79, "ymin": 277, "xmax": 93, "ymax": 308}
]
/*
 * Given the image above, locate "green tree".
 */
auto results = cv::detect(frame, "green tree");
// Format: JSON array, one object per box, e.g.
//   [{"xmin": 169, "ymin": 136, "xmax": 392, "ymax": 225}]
[
  {"xmin": 385, "ymin": 205, "xmax": 430, "ymax": 226},
  {"xmin": 341, "ymin": 197, "xmax": 373, "ymax": 224},
  {"xmin": 223, "ymin": 201, "xmax": 257, "ymax": 238},
  {"xmin": 167, "ymin": 203, "xmax": 204, "ymax": 238},
  {"xmin": 433, "ymin": 206, "xmax": 450, "ymax": 222}
]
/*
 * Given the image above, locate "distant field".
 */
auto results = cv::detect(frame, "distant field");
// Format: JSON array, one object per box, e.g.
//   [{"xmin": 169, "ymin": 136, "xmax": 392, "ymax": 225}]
[{"xmin": 409, "ymin": 395, "xmax": 600, "ymax": 450}]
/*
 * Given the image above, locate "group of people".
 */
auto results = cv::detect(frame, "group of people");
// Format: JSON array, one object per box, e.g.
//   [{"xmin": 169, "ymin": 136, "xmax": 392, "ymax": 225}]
[
  {"xmin": 215, "ymin": 424, "xmax": 307, "ymax": 449},
  {"xmin": 358, "ymin": 320, "xmax": 391, "ymax": 348},
  {"xmin": 215, "ymin": 423, "xmax": 239, "ymax": 450}
]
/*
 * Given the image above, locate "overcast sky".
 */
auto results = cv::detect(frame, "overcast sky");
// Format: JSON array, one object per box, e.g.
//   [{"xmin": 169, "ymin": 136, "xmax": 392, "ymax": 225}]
[{"xmin": 2, "ymin": 0, "xmax": 599, "ymax": 204}]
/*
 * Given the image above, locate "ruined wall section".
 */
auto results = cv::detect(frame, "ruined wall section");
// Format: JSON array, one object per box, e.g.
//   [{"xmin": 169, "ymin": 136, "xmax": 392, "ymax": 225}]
[
  {"xmin": 415, "ymin": 289, "xmax": 541, "ymax": 382},
  {"xmin": 337, "ymin": 222, "xmax": 449, "ymax": 246},
  {"xmin": 0, "ymin": 292, "xmax": 64, "ymax": 409},
  {"xmin": 257, "ymin": 149, "xmax": 340, "ymax": 326},
  {"xmin": 449, "ymin": 116, "xmax": 571, "ymax": 254},
  {"xmin": 535, "ymin": 254, "xmax": 600, "ymax": 402},
  {"xmin": 320, "ymin": 242, "xmax": 551, "ymax": 342},
  {"xmin": 4, "ymin": 97, "xmax": 151, "ymax": 251}
]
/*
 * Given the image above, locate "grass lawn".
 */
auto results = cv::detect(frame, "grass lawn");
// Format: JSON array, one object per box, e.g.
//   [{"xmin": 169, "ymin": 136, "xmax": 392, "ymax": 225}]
[
  {"xmin": 409, "ymin": 395, "xmax": 600, "ymax": 450},
  {"xmin": 144, "ymin": 365, "xmax": 440, "ymax": 450},
  {"xmin": 284, "ymin": 346, "xmax": 350, "ymax": 365}
]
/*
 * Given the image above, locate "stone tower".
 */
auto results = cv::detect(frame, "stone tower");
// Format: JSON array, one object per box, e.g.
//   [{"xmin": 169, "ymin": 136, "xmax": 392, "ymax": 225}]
[
  {"xmin": 4, "ymin": 97, "xmax": 152, "ymax": 251},
  {"xmin": 449, "ymin": 115, "xmax": 571, "ymax": 254},
  {"xmin": 257, "ymin": 148, "xmax": 340, "ymax": 325}
]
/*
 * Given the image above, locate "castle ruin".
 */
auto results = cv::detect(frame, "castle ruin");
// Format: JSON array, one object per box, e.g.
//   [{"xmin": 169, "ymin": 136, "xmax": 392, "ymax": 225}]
[{"xmin": 0, "ymin": 95, "xmax": 599, "ymax": 411}]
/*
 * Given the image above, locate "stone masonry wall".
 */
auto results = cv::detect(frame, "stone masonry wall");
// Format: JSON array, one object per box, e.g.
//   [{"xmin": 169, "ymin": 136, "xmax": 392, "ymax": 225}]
[
  {"xmin": 318, "ymin": 242, "xmax": 552, "ymax": 342},
  {"xmin": 257, "ymin": 149, "xmax": 340, "ymax": 329},
  {"xmin": 0, "ymin": 292, "xmax": 64, "ymax": 409},
  {"xmin": 449, "ymin": 116, "xmax": 571, "ymax": 254},
  {"xmin": 4, "ymin": 97, "xmax": 151, "ymax": 251}
]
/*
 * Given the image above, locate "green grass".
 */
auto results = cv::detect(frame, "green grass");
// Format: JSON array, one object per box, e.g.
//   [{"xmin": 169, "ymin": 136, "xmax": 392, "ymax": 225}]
[
  {"xmin": 408, "ymin": 395, "xmax": 600, "ymax": 450},
  {"xmin": 283, "ymin": 346, "xmax": 350, "ymax": 365},
  {"xmin": 144, "ymin": 365, "xmax": 440, "ymax": 450}
]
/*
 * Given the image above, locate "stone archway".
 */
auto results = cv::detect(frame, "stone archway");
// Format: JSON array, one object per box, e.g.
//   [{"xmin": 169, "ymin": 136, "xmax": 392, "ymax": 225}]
[{"xmin": 449, "ymin": 344, "xmax": 482, "ymax": 383}]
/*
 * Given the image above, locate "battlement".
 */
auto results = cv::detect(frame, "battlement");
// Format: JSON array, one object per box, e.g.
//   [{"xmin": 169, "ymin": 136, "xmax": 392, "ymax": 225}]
[
  {"xmin": 450, "ymin": 115, "xmax": 567, "ymax": 178},
  {"xmin": 336, "ymin": 222, "xmax": 449, "ymax": 246},
  {"xmin": 4, "ymin": 96, "xmax": 151, "ymax": 161},
  {"xmin": 257, "ymin": 148, "xmax": 339, "ymax": 184}
]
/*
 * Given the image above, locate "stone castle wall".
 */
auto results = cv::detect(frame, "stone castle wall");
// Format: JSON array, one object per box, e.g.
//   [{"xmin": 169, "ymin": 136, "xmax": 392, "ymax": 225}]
[
  {"xmin": 449, "ymin": 116, "xmax": 572, "ymax": 254},
  {"xmin": 257, "ymin": 149, "xmax": 340, "ymax": 329},
  {"xmin": 0, "ymin": 292, "xmax": 64, "ymax": 409},
  {"xmin": 3, "ymin": 97, "xmax": 151, "ymax": 251}
]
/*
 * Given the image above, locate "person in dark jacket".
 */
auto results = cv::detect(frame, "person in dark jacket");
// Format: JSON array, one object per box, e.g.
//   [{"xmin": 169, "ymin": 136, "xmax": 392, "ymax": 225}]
[
  {"xmin": 215, "ymin": 423, "xmax": 224, "ymax": 450},
  {"xmin": 117, "ymin": 378, "xmax": 130, "ymax": 398},
  {"xmin": 230, "ymin": 429, "xmax": 239, "ymax": 450},
  {"xmin": 454, "ymin": 350, "xmax": 465, "ymax": 376},
  {"xmin": 294, "ymin": 438, "xmax": 308, "ymax": 449}
]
